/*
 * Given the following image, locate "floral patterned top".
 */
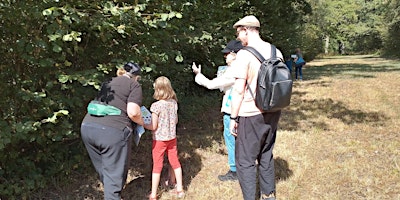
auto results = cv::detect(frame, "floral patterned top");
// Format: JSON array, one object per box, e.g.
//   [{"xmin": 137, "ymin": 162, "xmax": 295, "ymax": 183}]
[{"xmin": 150, "ymin": 99, "xmax": 178, "ymax": 141}]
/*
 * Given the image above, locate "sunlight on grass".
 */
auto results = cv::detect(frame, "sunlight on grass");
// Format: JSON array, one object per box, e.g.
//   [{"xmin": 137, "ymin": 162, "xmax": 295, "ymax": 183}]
[
  {"xmin": 35, "ymin": 55, "xmax": 400, "ymax": 199},
  {"xmin": 274, "ymin": 55, "xmax": 400, "ymax": 200}
]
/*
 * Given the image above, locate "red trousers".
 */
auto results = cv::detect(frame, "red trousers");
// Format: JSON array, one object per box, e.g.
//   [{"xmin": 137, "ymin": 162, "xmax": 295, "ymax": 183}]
[{"xmin": 152, "ymin": 138, "xmax": 181, "ymax": 173}]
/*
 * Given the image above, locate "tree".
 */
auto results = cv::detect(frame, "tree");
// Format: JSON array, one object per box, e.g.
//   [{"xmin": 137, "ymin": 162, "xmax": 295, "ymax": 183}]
[
  {"xmin": 305, "ymin": 0, "xmax": 389, "ymax": 55},
  {"xmin": 382, "ymin": 0, "xmax": 400, "ymax": 57},
  {"xmin": 0, "ymin": 0, "xmax": 183, "ymax": 197},
  {"xmin": 0, "ymin": 0, "xmax": 321, "ymax": 197}
]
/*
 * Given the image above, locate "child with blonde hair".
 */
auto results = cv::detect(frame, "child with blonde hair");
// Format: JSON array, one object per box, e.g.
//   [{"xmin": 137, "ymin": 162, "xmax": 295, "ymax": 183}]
[
  {"xmin": 116, "ymin": 68, "xmax": 126, "ymax": 76},
  {"xmin": 144, "ymin": 76, "xmax": 184, "ymax": 200}
]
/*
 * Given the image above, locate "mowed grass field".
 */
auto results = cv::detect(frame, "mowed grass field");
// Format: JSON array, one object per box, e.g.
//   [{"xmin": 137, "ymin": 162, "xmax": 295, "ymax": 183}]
[{"xmin": 35, "ymin": 55, "xmax": 400, "ymax": 200}]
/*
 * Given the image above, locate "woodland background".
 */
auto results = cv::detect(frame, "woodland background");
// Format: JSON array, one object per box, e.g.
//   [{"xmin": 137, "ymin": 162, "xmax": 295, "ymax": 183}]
[{"xmin": 0, "ymin": 0, "xmax": 399, "ymax": 198}]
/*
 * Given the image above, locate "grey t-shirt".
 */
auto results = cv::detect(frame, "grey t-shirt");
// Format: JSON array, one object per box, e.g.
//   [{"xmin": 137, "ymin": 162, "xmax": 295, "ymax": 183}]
[{"xmin": 83, "ymin": 75, "xmax": 143, "ymax": 130}]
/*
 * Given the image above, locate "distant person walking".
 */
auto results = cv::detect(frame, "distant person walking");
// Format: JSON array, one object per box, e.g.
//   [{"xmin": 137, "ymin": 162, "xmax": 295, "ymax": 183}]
[
  {"xmin": 294, "ymin": 48, "xmax": 306, "ymax": 80},
  {"xmin": 285, "ymin": 55, "xmax": 293, "ymax": 74},
  {"xmin": 192, "ymin": 39, "xmax": 243, "ymax": 181},
  {"xmin": 144, "ymin": 76, "xmax": 184, "ymax": 200},
  {"xmin": 229, "ymin": 15, "xmax": 283, "ymax": 200},
  {"xmin": 81, "ymin": 62, "xmax": 144, "ymax": 200}
]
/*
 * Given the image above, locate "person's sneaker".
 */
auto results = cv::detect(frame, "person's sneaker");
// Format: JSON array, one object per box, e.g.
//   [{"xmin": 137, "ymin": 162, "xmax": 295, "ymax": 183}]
[
  {"xmin": 218, "ymin": 170, "xmax": 238, "ymax": 181},
  {"xmin": 260, "ymin": 192, "xmax": 276, "ymax": 200}
]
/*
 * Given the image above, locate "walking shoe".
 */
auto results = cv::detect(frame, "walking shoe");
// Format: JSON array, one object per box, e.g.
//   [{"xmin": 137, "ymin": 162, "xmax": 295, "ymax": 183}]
[
  {"xmin": 260, "ymin": 192, "xmax": 276, "ymax": 200},
  {"xmin": 218, "ymin": 170, "xmax": 238, "ymax": 181},
  {"xmin": 169, "ymin": 188, "xmax": 185, "ymax": 199}
]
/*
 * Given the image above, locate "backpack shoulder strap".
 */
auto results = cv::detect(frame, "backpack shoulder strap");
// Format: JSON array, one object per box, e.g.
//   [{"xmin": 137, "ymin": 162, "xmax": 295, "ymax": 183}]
[
  {"xmin": 243, "ymin": 46, "xmax": 265, "ymax": 101},
  {"xmin": 271, "ymin": 45, "xmax": 277, "ymax": 59},
  {"xmin": 243, "ymin": 46, "xmax": 266, "ymax": 62}
]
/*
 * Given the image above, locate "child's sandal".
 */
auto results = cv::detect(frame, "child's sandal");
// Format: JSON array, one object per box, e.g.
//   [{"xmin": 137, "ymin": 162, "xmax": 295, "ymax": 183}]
[
  {"xmin": 147, "ymin": 192, "xmax": 157, "ymax": 200},
  {"xmin": 169, "ymin": 189, "xmax": 185, "ymax": 199},
  {"xmin": 148, "ymin": 195, "xmax": 157, "ymax": 200}
]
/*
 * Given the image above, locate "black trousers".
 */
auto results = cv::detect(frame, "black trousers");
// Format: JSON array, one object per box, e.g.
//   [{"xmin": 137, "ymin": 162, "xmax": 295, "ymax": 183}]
[
  {"xmin": 235, "ymin": 111, "xmax": 281, "ymax": 200},
  {"xmin": 81, "ymin": 122, "xmax": 132, "ymax": 200}
]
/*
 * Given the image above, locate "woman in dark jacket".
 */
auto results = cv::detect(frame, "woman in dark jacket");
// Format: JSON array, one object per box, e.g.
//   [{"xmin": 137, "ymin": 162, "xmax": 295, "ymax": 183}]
[{"xmin": 81, "ymin": 62, "xmax": 144, "ymax": 200}]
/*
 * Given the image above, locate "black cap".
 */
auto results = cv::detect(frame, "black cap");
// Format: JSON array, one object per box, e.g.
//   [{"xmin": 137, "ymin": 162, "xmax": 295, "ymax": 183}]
[
  {"xmin": 221, "ymin": 40, "xmax": 243, "ymax": 54},
  {"xmin": 123, "ymin": 62, "xmax": 141, "ymax": 75}
]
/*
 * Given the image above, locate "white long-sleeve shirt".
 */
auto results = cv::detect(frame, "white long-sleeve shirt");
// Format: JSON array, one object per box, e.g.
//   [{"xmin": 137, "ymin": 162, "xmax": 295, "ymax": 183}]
[{"xmin": 194, "ymin": 65, "xmax": 235, "ymax": 114}]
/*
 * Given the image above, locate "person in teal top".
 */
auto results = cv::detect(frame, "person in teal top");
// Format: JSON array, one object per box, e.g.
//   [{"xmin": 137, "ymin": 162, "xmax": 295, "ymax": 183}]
[
  {"xmin": 192, "ymin": 40, "xmax": 243, "ymax": 181},
  {"xmin": 294, "ymin": 48, "xmax": 306, "ymax": 80}
]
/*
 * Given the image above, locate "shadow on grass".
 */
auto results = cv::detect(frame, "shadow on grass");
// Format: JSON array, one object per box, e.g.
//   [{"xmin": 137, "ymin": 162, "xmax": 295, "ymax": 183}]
[
  {"xmin": 280, "ymin": 62, "xmax": 395, "ymax": 132},
  {"xmin": 122, "ymin": 93, "xmax": 224, "ymax": 199},
  {"xmin": 275, "ymin": 157, "xmax": 293, "ymax": 182},
  {"xmin": 305, "ymin": 63, "xmax": 400, "ymax": 81},
  {"xmin": 280, "ymin": 98, "xmax": 388, "ymax": 132},
  {"xmin": 123, "ymin": 132, "xmax": 206, "ymax": 199},
  {"xmin": 67, "ymin": 60, "xmax": 399, "ymax": 199}
]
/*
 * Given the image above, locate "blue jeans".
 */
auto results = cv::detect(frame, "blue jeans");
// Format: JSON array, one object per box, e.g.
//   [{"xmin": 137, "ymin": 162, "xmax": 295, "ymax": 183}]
[
  {"xmin": 223, "ymin": 113, "xmax": 236, "ymax": 172},
  {"xmin": 295, "ymin": 62, "xmax": 305, "ymax": 80}
]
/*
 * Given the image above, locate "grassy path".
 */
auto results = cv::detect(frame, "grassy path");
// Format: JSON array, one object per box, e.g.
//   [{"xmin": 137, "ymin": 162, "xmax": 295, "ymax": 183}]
[
  {"xmin": 274, "ymin": 55, "xmax": 400, "ymax": 200},
  {"xmin": 36, "ymin": 55, "xmax": 400, "ymax": 200},
  {"xmin": 180, "ymin": 54, "xmax": 400, "ymax": 200}
]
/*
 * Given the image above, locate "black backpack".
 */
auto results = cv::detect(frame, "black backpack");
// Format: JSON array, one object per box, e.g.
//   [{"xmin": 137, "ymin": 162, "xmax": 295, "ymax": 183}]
[{"xmin": 243, "ymin": 45, "xmax": 293, "ymax": 112}]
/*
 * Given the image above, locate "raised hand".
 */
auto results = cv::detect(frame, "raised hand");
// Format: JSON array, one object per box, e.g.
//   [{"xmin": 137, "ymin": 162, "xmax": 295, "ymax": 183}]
[{"xmin": 192, "ymin": 62, "xmax": 201, "ymax": 74}]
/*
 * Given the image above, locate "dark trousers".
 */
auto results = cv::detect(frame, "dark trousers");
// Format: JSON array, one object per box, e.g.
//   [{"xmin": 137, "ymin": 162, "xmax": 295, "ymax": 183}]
[
  {"xmin": 81, "ymin": 122, "xmax": 132, "ymax": 200},
  {"xmin": 235, "ymin": 111, "xmax": 281, "ymax": 200}
]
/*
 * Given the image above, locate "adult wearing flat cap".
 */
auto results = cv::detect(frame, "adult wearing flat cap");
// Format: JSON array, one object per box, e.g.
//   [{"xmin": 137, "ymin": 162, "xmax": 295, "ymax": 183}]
[
  {"xmin": 81, "ymin": 62, "xmax": 144, "ymax": 200},
  {"xmin": 192, "ymin": 40, "xmax": 243, "ymax": 182},
  {"xmin": 229, "ymin": 15, "xmax": 284, "ymax": 200}
]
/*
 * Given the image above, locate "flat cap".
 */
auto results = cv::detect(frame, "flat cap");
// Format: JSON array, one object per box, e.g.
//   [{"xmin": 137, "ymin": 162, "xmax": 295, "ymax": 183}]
[{"xmin": 233, "ymin": 15, "xmax": 260, "ymax": 28}]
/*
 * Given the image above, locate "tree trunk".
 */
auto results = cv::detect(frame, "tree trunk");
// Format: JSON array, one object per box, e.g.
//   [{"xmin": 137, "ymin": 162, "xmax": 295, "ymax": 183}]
[{"xmin": 324, "ymin": 35, "xmax": 329, "ymax": 54}]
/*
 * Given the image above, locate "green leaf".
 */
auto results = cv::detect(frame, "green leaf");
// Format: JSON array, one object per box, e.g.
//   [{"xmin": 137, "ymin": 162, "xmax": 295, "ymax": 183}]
[
  {"xmin": 58, "ymin": 110, "xmax": 69, "ymax": 115},
  {"xmin": 175, "ymin": 54, "xmax": 183, "ymax": 62},
  {"xmin": 15, "ymin": 123, "xmax": 25, "ymax": 133},
  {"xmin": 53, "ymin": 10, "xmax": 61, "ymax": 17},
  {"xmin": 41, "ymin": 110, "xmax": 69, "ymax": 124},
  {"xmin": 64, "ymin": 60, "xmax": 72, "ymax": 67},
  {"xmin": 42, "ymin": 8, "xmax": 52, "ymax": 16},
  {"xmin": 63, "ymin": 16, "xmax": 72, "ymax": 24},
  {"xmin": 62, "ymin": 34, "xmax": 73, "ymax": 41},
  {"xmin": 58, "ymin": 75, "xmax": 69, "ymax": 83},
  {"xmin": 52, "ymin": 44, "xmax": 62, "ymax": 52},
  {"xmin": 200, "ymin": 31, "xmax": 213, "ymax": 40},
  {"xmin": 161, "ymin": 13, "xmax": 168, "ymax": 21},
  {"xmin": 168, "ymin": 12, "xmax": 175, "ymax": 19},
  {"xmin": 144, "ymin": 66, "xmax": 153, "ymax": 72},
  {"xmin": 117, "ymin": 25, "xmax": 125, "ymax": 34},
  {"xmin": 110, "ymin": 7, "xmax": 120, "ymax": 16}
]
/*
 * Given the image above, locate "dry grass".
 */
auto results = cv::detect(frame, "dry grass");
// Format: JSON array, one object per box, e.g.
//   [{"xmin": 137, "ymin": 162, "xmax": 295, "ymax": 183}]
[
  {"xmin": 34, "ymin": 55, "xmax": 400, "ymax": 200},
  {"xmin": 276, "ymin": 55, "xmax": 400, "ymax": 200}
]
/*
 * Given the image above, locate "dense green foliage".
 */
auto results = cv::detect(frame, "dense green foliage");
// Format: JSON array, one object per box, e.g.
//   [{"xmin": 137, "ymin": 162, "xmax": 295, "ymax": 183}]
[
  {"xmin": 0, "ymin": 0, "xmax": 398, "ymax": 198},
  {"xmin": 383, "ymin": 0, "xmax": 400, "ymax": 57}
]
